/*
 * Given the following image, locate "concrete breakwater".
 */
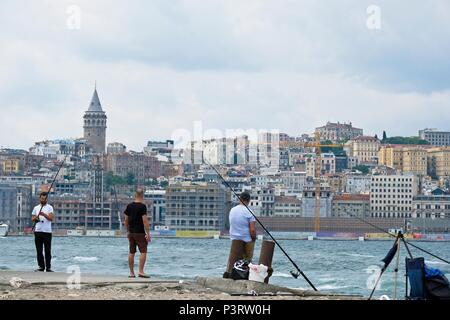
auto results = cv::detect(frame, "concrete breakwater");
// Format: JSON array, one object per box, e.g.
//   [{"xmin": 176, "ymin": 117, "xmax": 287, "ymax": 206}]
[{"xmin": 0, "ymin": 271, "xmax": 363, "ymax": 300}]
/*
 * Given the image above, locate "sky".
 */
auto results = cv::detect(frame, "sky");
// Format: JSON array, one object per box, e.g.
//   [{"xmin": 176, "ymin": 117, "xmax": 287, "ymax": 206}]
[{"xmin": 1, "ymin": 0, "xmax": 450, "ymax": 151}]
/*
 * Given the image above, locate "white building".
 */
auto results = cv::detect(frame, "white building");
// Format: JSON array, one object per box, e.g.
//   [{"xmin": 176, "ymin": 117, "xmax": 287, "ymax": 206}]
[
  {"xmin": 144, "ymin": 190, "xmax": 166, "ymax": 226},
  {"xmin": 29, "ymin": 139, "xmax": 89, "ymax": 159},
  {"xmin": 252, "ymin": 174, "xmax": 282, "ymax": 187},
  {"xmin": 370, "ymin": 175, "xmax": 419, "ymax": 218},
  {"xmin": 419, "ymin": 129, "xmax": 450, "ymax": 146},
  {"xmin": 345, "ymin": 174, "xmax": 372, "ymax": 194},
  {"xmin": 249, "ymin": 186, "xmax": 275, "ymax": 217},
  {"xmin": 280, "ymin": 171, "xmax": 307, "ymax": 197},
  {"xmin": 301, "ymin": 185, "xmax": 332, "ymax": 217}
]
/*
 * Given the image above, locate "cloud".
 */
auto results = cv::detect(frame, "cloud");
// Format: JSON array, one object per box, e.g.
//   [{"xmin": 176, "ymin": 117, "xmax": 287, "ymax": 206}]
[{"xmin": 0, "ymin": 0, "xmax": 449, "ymax": 151}]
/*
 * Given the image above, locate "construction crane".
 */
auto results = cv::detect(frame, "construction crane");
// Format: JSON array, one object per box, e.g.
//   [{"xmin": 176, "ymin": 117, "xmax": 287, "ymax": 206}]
[{"xmin": 304, "ymin": 133, "xmax": 343, "ymax": 233}]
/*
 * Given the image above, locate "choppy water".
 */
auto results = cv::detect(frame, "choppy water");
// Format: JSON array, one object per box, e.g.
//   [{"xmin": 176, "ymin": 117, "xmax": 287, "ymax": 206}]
[{"xmin": 1, "ymin": 236, "xmax": 449, "ymax": 299}]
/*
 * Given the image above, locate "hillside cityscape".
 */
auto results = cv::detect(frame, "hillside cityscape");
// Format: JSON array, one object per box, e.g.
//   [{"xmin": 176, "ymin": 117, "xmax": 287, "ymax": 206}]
[{"xmin": 1, "ymin": 88, "xmax": 450, "ymax": 238}]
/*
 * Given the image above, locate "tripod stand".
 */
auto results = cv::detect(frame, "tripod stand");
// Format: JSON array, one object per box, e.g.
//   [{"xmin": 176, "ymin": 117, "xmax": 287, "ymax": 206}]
[{"xmin": 368, "ymin": 231, "xmax": 413, "ymax": 300}]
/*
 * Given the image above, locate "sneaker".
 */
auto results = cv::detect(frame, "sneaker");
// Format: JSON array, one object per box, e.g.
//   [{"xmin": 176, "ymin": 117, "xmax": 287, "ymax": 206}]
[
  {"xmin": 34, "ymin": 268, "xmax": 45, "ymax": 272},
  {"xmin": 46, "ymin": 269, "xmax": 54, "ymax": 272}
]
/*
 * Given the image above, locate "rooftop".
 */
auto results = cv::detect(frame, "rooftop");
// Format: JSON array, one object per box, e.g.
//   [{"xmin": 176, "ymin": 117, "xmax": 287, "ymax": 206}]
[
  {"xmin": 333, "ymin": 194, "xmax": 370, "ymax": 201},
  {"xmin": 87, "ymin": 88, "xmax": 103, "ymax": 112},
  {"xmin": 317, "ymin": 122, "xmax": 362, "ymax": 130}
]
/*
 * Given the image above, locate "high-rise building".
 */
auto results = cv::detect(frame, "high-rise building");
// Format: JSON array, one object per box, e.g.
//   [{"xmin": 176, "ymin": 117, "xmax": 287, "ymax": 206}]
[
  {"xmin": 370, "ymin": 175, "xmax": 419, "ymax": 218},
  {"xmin": 0, "ymin": 184, "xmax": 33, "ymax": 232},
  {"xmin": 50, "ymin": 195, "xmax": 148, "ymax": 230},
  {"xmin": 165, "ymin": 182, "xmax": 231, "ymax": 231},
  {"xmin": 83, "ymin": 88, "xmax": 107, "ymax": 154}
]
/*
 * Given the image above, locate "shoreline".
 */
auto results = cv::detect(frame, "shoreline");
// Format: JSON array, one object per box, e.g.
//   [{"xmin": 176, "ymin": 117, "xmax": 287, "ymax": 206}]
[{"xmin": 4, "ymin": 234, "xmax": 450, "ymax": 242}]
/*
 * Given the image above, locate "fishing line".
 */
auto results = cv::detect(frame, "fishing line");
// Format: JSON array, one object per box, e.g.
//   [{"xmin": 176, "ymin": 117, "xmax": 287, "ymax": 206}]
[
  {"xmin": 202, "ymin": 157, "xmax": 318, "ymax": 291},
  {"xmin": 345, "ymin": 211, "xmax": 450, "ymax": 265},
  {"xmin": 32, "ymin": 155, "xmax": 68, "ymax": 231}
]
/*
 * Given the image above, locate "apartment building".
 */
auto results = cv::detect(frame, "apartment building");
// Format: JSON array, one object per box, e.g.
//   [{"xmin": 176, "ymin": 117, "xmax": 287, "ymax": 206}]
[
  {"xmin": 370, "ymin": 175, "xmax": 419, "ymax": 218},
  {"xmin": 165, "ymin": 182, "xmax": 231, "ymax": 231}
]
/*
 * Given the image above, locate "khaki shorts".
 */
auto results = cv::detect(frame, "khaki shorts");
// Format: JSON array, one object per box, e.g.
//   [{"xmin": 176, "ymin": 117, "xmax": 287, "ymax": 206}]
[
  {"xmin": 243, "ymin": 240, "xmax": 255, "ymax": 261},
  {"xmin": 128, "ymin": 233, "xmax": 148, "ymax": 254}
]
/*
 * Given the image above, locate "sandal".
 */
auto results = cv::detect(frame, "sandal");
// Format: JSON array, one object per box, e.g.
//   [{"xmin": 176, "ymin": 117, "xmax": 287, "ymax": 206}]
[{"xmin": 138, "ymin": 274, "xmax": 150, "ymax": 278}]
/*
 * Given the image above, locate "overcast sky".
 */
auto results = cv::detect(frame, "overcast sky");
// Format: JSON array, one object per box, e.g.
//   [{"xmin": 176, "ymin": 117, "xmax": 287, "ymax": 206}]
[{"xmin": 1, "ymin": 0, "xmax": 450, "ymax": 151}]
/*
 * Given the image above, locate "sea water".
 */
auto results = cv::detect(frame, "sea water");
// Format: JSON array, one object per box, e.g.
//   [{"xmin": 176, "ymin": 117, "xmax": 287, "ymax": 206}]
[{"xmin": 1, "ymin": 236, "xmax": 449, "ymax": 298}]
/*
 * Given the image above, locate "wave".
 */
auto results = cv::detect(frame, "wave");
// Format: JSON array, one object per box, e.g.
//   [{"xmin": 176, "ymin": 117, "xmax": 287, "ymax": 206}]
[
  {"xmin": 73, "ymin": 256, "xmax": 99, "ymax": 262},
  {"xmin": 0, "ymin": 266, "xmax": 10, "ymax": 270},
  {"xmin": 342, "ymin": 253, "xmax": 375, "ymax": 258},
  {"xmin": 318, "ymin": 284, "xmax": 352, "ymax": 291},
  {"xmin": 272, "ymin": 272, "xmax": 292, "ymax": 278},
  {"xmin": 426, "ymin": 260, "xmax": 447, "ymax": 266},
  {"xmin": 318, "ymin": 277, "xmax": 336, "ymax": 283}
]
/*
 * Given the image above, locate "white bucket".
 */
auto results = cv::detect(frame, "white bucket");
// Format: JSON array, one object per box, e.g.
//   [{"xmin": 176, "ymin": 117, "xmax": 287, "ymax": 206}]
[
  {"xmin": 307, "ymin": 235, "xmax": 314, "ymax": 241},
  {"xmin": 248, "ymin": 263, "xmax": 268, "ymax": 283},
  {"xmin": 358, "ymin": 236, "xmax": 365, "ymax": 241}
]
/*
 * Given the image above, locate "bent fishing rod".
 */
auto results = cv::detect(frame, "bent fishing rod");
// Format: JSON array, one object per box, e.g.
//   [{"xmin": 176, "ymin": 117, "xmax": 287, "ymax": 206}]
[
  {"xmin": 345, "ymin": 211, "xmax": 450, "ymax": 265},
  {"xmin": 32, "ymin": 155, "xmax": 68, "ymax": 231},
  {"xmin": 203, "ymin": 158, "xmax": 318, "ymax": 291}
]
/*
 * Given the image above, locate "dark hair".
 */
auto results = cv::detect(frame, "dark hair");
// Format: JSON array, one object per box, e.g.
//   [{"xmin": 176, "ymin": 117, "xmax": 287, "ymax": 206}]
[
  {"xmin": 240, "ymin": 191, "xmax": 251, "ymax": 202},
  {"xmin": 40, "ymin": 192, "xmax": 48, "ymax": 197}
]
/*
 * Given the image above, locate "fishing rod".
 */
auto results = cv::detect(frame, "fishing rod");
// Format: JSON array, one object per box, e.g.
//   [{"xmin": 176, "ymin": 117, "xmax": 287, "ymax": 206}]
[
  {"xmin": 112, "ymin": 184, "xmax": 122, "ymax": 232},
  {"xmin": 32, "ymin": 155, "xmax": 68, "ymax": 231},
  {"xmin": 202, "ymin": 157, "xmax": 318, "ymax": 291},
  {"xmin": 346, "ymin": 211, "xmax": 450, "ymax": 265}
]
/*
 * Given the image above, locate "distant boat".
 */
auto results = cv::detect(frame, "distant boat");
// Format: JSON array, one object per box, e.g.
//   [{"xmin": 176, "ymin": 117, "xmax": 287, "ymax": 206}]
[{"xmin": 0, "ymin": 224, "xmax": 9, "ymax": 237}]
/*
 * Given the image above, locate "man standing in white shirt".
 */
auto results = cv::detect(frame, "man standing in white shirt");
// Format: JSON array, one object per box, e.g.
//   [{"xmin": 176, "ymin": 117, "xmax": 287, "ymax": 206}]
[
  {"xmin": 31, "ymin": 192, "xmax": 54, "ymax": 272},
  {"xmin": 229, "ymin": 191, "xmax": 257, "ymax": 261}
]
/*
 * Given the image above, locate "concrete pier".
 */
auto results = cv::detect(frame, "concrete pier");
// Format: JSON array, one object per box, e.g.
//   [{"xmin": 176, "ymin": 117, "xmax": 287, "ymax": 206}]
[{"xmin": 0, "ymin": 270, "xmax": 363, "ymax": 300}]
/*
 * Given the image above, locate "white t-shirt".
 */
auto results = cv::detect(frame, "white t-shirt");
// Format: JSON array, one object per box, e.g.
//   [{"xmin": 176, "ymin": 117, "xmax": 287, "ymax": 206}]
[
  {"xmin": 32, "ymin": 204, "xmax": 54, "ymax": 233},
  {"xmin": 229, "ymin": 204, "xmax": 256, "ymax": 242}
]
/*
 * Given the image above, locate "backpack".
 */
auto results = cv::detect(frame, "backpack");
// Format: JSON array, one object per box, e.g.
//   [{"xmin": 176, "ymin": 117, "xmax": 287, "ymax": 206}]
[
  {"xmin": 231, "ymin": 259, "xmax": 250, "ymax": 280},
  {"xmin": 424, "ymin": 265, "xmax": 450, "ymax": 299}
]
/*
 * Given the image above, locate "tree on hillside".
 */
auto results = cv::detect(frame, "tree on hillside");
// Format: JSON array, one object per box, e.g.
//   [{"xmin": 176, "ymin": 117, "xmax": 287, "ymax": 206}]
[
  {"xmin": 353, "ymin": 165, "xmax": 369, "ymax": 174},
  {"xmin": 126, "ymin": 172, "xmax": 136, "ymax": 185}
]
